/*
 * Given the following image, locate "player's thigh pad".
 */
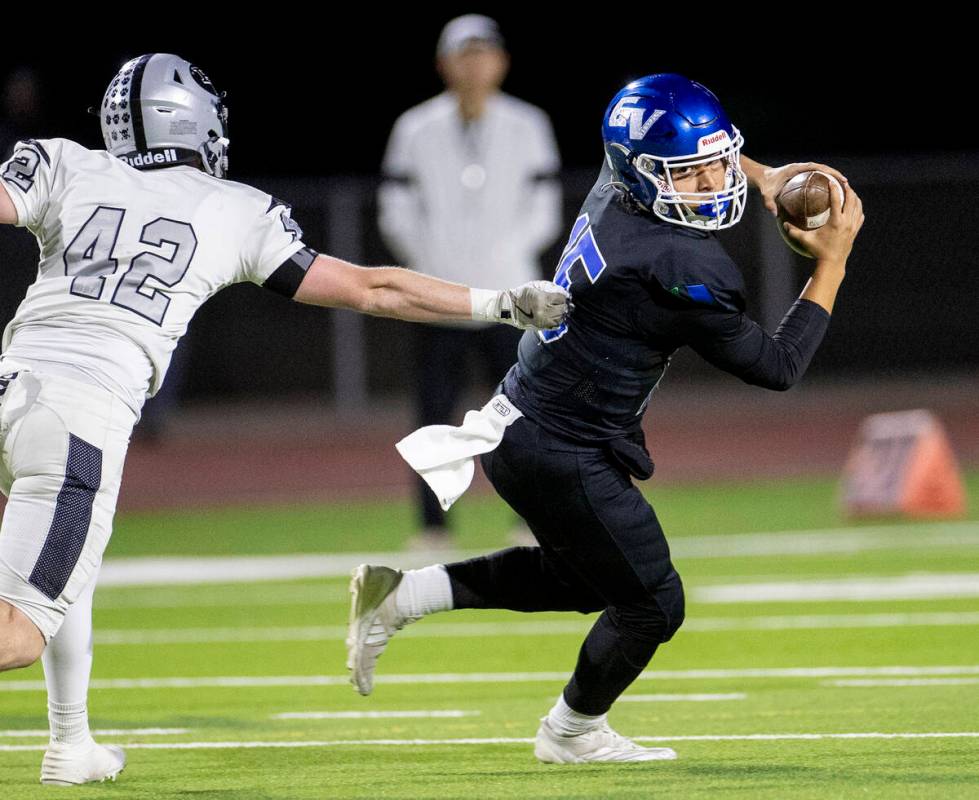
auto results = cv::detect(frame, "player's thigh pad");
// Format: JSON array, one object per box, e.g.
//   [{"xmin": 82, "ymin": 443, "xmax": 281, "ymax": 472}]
[
  {"xmin": 486, "ymin": 418, "xmax": 677, "ymax": 606},
  {"xmin": 545, "ymin": 451, "xmax": 674, "ymax": 600},
  {"xmin": 0, "ymin": 367, "xmax": 134, "ymax": 641}
]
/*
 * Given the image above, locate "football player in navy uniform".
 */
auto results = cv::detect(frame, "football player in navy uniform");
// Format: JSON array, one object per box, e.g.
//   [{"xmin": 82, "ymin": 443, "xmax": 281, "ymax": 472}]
[{"xmin": 348, "ymin": 73, "xmax": 864, "ymax": 763}]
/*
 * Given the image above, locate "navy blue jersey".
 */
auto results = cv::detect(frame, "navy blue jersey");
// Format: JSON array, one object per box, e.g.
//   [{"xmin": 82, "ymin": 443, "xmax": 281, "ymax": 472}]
[{"xmin": 504, "ymin": 166, "xmax": 830, "ymax": 448}]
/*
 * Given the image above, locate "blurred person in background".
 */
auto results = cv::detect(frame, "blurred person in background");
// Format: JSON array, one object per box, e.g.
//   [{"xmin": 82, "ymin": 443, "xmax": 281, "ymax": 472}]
[
  {"xmin": 378, "ymin": 14, "xmax": 563, "ymax": 550},
  {"xmin": 0, "ymin": 67, "xmax": 46, "ymax": 159}
]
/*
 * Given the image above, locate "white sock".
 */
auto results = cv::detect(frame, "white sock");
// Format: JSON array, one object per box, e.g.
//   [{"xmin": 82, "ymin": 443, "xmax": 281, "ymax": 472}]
[
  {"xmin": 42, "ymin": 573, "xmax": 97, "ymax": 747},
  {"xmin": 395, "ymin": 565, "xmax": 453, "ymax": 618},
  {"xmin": 546, "ymin": 693, "xmax": 606, "ymax": 736},
  {"xmin": 46, "ymin": 701, "xmax": 90, "ymax": 747}
]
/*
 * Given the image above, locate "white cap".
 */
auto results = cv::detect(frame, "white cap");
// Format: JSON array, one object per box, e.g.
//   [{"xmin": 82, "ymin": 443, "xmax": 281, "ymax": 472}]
[{"xmin": 437, "ymin": 15, "xmax": 505, "ymax": 56}]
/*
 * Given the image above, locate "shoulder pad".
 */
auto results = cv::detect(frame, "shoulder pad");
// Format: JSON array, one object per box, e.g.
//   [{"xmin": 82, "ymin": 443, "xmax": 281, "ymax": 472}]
[{"xmin": 648, "ymin": 227, "xmax": 747, "ymax": 313}]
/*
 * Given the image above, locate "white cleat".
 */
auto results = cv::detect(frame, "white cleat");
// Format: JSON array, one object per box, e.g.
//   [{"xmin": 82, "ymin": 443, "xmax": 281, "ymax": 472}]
[
  {"xmin": 346, "ymin": 564, "xmax": 417, "ymax": 696},
  {"xmin": 534, "ymin": 717, "xmax": 677, "ymax": 764},
  {"xmin": 40, "ymin": 739, "xmax": 126, "ymax": 785}
]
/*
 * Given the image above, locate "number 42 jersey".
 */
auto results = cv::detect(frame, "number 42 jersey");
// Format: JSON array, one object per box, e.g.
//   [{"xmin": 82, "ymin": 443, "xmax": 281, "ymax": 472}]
[{"xmin": 1, "ymin": 138, "xmax": 315, "ymax": 414}]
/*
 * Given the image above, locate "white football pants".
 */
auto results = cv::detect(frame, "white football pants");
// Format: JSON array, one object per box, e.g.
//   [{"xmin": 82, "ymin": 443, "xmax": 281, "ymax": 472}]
[{"xmin": 0, "ymin": 360, "xmax": 134, "ymax": 641}]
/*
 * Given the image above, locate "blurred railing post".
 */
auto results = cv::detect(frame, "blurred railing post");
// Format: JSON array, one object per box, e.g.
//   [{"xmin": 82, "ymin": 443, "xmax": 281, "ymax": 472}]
[{"xmin": 327, "ymin": 181, "xmax": 368, "ymax": 411}]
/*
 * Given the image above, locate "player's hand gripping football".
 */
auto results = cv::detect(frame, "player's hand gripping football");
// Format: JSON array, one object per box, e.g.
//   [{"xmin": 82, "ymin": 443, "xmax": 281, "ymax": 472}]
[
  {"xmin": 782, "ymin": 180, "xmax": 865, "ymax": 265},
  {"xmin": 483, "ymin": 280, "xmax": 572, "ymax": 331},
  {"xmin": 757, "ymin": 161, "xmax": 849, "ymax": 217}
]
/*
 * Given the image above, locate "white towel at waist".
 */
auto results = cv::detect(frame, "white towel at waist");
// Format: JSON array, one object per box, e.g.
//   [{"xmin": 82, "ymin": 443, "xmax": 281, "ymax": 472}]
[{"xmin": 395, "ymin": 394, "xmax": 523, "ymax": 511}]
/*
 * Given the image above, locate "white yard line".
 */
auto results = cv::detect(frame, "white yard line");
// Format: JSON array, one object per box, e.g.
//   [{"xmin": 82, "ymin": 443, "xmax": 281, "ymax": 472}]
[
  {"xmin": 826, "ymin": 678, "xmax": 979, "ymax": 687},
  {"xmin": 670, "ymin": 524, "xmax": 979, "ymax": 559},
  {"xmin": 686, "ymin": 612, "xmax": 979, "ymax": 629},
  {"xmin": 2, "ymin": 731, "xmax": 978, "ymax": 753},
  {"xmin": 271, "ymin": 710, "xmax": 479, "ymax": 720},
  {"xmin": 695, "ymin": 574, "xmax": 979, "ymax": 603},
  {"xmin": 3, "ymin": 665, "xmax": 978, "ymax": 693},
  {"xmin": 97, "ymin": 553, "xmax": 457, "ymax": 587},
  {"xmin": 95, "ymin": 626, "xmax": 353, "ymax": 645},
  {"xmin": 87, "ymin": 611, "xmax": 979, "ymax": 647},
  {"xmin": 94, "ymin": 585, "xmax": 350, "ymax": 609},
  {"xmin": 619, "ymin": 693, "xmax": 746, "ymax": 702},
  {"xmin": 0, "ymin": 727, "xmax": 189, "ymax": 738},
  {"xmin": 95, "ymin": 521, "xmax": 979, "ymax": 587}
]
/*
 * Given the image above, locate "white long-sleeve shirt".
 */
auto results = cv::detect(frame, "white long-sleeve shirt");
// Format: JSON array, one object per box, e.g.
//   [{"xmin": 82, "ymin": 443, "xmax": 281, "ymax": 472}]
[{"xmin": 378, "ymin": 92, "xmax": 562, "ymax": 322}]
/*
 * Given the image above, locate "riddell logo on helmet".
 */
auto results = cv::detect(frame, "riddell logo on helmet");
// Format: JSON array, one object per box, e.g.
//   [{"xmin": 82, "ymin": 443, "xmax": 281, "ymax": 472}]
[
  {"xmin": 698, "ymin": 131, "xmax": 729, "ymax": 151},
  {"xmin": 119, "ymin": 149, "xmax": 180, "ymax": 168}
]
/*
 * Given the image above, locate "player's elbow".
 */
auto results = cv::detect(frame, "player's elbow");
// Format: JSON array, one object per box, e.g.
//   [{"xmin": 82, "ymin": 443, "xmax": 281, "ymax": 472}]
[
  {"xmin": 744, "ymin": 346, "xmax": 809, "ymax": 392},
  {"xmin": 744, "ymin": 365, "xmax": 800, "ymax": 392},
  {"xmin": 766, "ymin": 375, "xmax": 797, "ymax": 392},
  {"xmin": 356, "ymin": 287, "xmax": 388, "ymax": 317},
  {"xmin": 352, "ymin": 273, "xmax": 402, "ymax": 318}
]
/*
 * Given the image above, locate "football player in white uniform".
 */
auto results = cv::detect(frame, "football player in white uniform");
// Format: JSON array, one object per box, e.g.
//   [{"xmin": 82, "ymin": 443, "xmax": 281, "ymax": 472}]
[{"xmin": 0, "ymin": 53, "xmax": 569, "ymax": 785}]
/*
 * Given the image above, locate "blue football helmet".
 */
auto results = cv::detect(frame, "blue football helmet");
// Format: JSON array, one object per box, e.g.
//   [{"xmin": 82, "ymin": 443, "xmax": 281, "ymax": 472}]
[{"xmin": 602, "ymin": 73, "xmax": 747, "ymax": 230}]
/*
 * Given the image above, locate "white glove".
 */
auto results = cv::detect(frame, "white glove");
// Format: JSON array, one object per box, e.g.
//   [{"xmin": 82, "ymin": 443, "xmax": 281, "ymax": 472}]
[{"xmin": 470, "ymin": 281, "xmax": 571, "ymax": 331}]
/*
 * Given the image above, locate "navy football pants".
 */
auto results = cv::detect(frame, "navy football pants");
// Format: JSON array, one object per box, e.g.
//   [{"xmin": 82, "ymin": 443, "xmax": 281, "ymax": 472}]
[{"xmin": 445, "ymin": 416, "xmax": 685, "ymax": 716}]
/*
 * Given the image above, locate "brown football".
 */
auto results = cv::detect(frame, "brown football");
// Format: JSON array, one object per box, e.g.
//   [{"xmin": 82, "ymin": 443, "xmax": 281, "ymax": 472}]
[{"xmin": 775, "ymin": 171, "xmax": 844, "ymax": 258}]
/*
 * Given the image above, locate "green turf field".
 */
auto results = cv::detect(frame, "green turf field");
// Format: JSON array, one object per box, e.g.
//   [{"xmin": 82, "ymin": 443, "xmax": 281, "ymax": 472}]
[{"xmin": 1, "ymin": 475, "xmax": 977, "ymax": 798}]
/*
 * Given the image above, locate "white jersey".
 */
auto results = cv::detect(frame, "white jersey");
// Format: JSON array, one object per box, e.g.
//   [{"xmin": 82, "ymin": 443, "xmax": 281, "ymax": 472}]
[{"xmin": 0, "ymin": 138, "xmax": 313, "ymax": 413}]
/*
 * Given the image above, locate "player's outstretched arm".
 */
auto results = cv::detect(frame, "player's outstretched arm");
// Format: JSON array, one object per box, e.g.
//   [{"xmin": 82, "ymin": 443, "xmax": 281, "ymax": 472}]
[
  {"xmin": 741, "ymin": 155, "xmax": 849, "ymax": 217},
  {"xmin": 293, "ymin": 254, "xmax": 569, "ymax": 331},
  {"xmin": 0, "ymin": 182, "xmax": 18, "ymax": 225}
]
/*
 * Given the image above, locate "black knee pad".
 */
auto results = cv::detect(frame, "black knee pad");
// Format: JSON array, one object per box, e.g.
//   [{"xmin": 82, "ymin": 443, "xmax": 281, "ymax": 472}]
[
  {"xmin": 653, "ymin": 569, "xmax": 685, "ymax": 642},
  {"xmin": 608, "ymin": 570, "xmax": 685, "ymax": 643}
]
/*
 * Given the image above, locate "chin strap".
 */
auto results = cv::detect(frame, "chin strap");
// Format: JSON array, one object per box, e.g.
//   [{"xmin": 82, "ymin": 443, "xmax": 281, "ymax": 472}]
[{"xmin": 601, "ymin": 182, "xmax": 651, "ymax": 217}]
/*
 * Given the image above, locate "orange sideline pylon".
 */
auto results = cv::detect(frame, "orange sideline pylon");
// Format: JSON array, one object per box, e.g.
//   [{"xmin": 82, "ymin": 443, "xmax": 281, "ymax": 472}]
[{"xmin": 841, "ymin": 409, "xmax": 966, "ymax": 519}]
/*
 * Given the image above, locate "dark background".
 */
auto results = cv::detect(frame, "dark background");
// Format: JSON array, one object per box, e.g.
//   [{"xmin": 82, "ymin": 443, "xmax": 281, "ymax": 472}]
[
  {"xmin": 0, "ymin": 17, "xmax": 969, "ymax": 174},
  {"xmin": 1, "ymin": 17, "xmax": 976, "ymax": 405}
]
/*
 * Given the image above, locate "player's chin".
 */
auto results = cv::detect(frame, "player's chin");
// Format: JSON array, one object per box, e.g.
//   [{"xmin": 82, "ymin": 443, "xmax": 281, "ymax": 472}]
[{"xmin": 676, "ymin": 196, "xmax": 706, "ymax": 212}]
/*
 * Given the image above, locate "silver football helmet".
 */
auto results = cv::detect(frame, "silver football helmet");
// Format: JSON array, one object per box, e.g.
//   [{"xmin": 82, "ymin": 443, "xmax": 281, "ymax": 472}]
[{"xmin": 100, "ymin": 53, "xmax": 229, "ymax": 178}]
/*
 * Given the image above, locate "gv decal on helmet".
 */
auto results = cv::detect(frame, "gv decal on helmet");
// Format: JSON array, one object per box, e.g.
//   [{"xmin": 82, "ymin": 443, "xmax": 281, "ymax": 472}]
[
  {"xmin": 602, "ymin": 73, "xmax": 747, "ymax": 231},
  {"xmin": 100, "ymin": 53, "xmax": 230, "ymax": 178}
]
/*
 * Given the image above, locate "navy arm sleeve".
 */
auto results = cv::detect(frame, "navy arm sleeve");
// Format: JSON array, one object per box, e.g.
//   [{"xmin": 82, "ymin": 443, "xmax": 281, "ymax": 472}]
[{"xmin": 676, "ymin": 299, "xmax": 830, "ymax": 391}]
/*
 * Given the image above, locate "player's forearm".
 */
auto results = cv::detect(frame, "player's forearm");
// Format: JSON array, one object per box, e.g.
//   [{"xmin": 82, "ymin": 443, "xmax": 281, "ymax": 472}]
[
  {"xmin": 295, "ymin": 256, "xmax": 473, "ymax": 322},
  {"xmin": 359, "ymin": 267, "xmax": 474, "ymax": 322},
  {"xmin": 799, "ymin": 259, "xmax": 846, "ymax": 315},
  {"xmin": 727, "ymin": 301, "xmax": 831, "ymax": 392},
  {"xmin": 295, "ymin": 255, "xmax": 568, "ymax": 329},
  {"xmin": 364, "ymin": 269, "xmax": 549, "ymax": 326},
  {"xmin": 687, "ymin": 301, "xmax": 830, "ymax": 392},
  {"xmin": 725, "ymin": 259, "xmax": 846, "ymax": 389},
  {"xmin": 739, "ymin": 155, "xmax": 769, "ymax": 189}
]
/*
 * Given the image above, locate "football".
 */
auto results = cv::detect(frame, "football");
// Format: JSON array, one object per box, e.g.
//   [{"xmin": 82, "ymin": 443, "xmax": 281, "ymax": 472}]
[{"xmin": 775, "ymin": 171, "xmax": 845, "ymax": 258}]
